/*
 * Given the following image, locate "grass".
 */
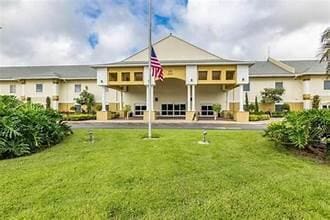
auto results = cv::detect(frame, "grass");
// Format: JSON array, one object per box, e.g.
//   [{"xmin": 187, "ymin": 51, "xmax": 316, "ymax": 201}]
[{"xmin": 0, "ymin": 129, "xmax": 329, "ymax": 219}]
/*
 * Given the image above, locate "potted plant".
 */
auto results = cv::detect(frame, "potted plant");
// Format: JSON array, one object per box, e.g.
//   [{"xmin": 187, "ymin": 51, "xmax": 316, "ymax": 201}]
[
  {"xmin": 212, "ymin": 104, "xmax": 221, "ymax": 120},
  {"xmin": 123, "ymin": 104, "xmax": 131, "ymax": 120}
]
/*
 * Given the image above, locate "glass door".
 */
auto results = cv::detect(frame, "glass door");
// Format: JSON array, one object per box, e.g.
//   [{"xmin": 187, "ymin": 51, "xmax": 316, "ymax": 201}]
[{"xmin": 161, "ymin": 104, "xmax": 186, "ymax": 117}]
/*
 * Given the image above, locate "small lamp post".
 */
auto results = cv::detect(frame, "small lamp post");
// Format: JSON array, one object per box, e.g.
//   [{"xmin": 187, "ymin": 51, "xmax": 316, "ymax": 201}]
[
  {"xmin": 88, "ymin": 129, "xmax": 94, "ymax": 144},
  {"xmin": 198, "ymin": 129, "xmax": 209, "ymax": 145}
]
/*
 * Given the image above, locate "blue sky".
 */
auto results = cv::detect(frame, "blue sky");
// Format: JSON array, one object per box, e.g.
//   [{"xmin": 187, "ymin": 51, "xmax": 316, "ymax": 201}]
[{"xmin": 0, "ymin": 0, "xmax": 329, "ymax": 65}]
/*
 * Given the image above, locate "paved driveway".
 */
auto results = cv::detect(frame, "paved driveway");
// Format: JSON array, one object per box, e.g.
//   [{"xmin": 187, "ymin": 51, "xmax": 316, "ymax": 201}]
[{"xmin": 67, "ymin": 120, "xmax": 273, "ymax": 130}]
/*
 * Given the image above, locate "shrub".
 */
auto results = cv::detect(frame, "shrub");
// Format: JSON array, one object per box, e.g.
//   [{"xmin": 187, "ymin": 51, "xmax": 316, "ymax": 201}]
[
  {"xmin": 244, "ymin": 93, "xmax": 249, "ymax": 111},
  {"xmin": 261, "ymin": 88, "xmax": 285, "ymax": 104},
  {"xmin": 265, "ymin": 109, "xmax": 330, "ymax": 157},
  {"xmin": 46, "ymin": 96, "xmax": 51, "ymax": 109},
  {"xmin": 75, "ymin": 87, "xmax": 95, "ymax": 114},
  {"xmin": 248, "ymin": 103, "xmax": 255, "ymax": 113},
  {"xmin": 63, "ymin": 114, "xmax": 96, "ymax": 121},
  {"xmin": 95, "ymin": 104, "xmax": 102, "ymax": 111},
  {"xmin": 255, "ymin": 96, "xmax": 259, "ymax": 113},
  {"xmin": 282, "ymin": 103, "xmax": 290, "ymax": 112},
  {"xmin": 271, "ymin": 112, "xmax": 285, "ymax": 118},
  {"xmin": 0, "ymin": 95, "xmax": 72, "ymax": 159},
  {"xmin": 249, "ymin": 114, "xmax": 270, "ymax": 121},
  {"xmin": 312, "ymin": 95, "xmax": 320, "ymax": 109}
]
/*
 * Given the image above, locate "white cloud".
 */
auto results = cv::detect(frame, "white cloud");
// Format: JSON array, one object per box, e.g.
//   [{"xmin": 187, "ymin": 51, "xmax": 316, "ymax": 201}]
[
  {"xmin": 174, "ymin": 0, "xmax": 330, "ymax": 60},
  {"xmin": 0, "ymin": 0, "xmax": 329, "ymax": 66}
]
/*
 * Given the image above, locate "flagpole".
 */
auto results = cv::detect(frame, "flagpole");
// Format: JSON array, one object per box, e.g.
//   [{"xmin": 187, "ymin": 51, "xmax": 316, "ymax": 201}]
[{"xmin": 148, "ymin": 0, "xmax": 152, "ymax": 139}]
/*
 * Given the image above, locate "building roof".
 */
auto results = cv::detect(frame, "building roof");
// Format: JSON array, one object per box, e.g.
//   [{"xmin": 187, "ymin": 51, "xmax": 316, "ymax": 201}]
[
  {"xmin": 0, "ymin": 65, "xmax": 96, "ymax": 80},
  {"xmin": 94, "ymin": 34, "xmax": 253, "ymax": 67},
  {"xmin": 249, "ymin": 58, "xmax": 327, "ymax": 77}
]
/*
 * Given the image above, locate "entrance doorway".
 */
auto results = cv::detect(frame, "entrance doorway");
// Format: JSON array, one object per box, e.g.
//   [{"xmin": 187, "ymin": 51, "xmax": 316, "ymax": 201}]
[{"xmin": 160, "ymin": 103, "xmax": 186, "ymax": 117}]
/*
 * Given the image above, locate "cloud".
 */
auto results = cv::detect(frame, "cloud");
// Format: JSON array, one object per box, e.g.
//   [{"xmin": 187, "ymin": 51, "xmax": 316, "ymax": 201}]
[
  {"xmin": 88, "ymin": 32, "xmax": 99, "ymax": 49},
  {"xmin": 0, "ymin": 0, "xmax": 329, "ymax": 66},
  {"xmin": 174, "ymin": 0, "xmax": 330, "ymax": 60}
]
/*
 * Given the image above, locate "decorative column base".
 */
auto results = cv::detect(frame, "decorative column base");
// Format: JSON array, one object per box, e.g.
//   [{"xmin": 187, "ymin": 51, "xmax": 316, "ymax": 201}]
[
  {"xmin": 143, "ymin": 111, "xmax": 156, "ymax": 122},
  {"xmin": 234, "ymin": 112, "xmax": 249, "ymax": 122},
  {"xmin": 185, "ymin": 111, "xmax": 197, "ymax": 121},
  {"xmin": 96, "ymin": 111, "xmax": 111, "ymax": 121}
]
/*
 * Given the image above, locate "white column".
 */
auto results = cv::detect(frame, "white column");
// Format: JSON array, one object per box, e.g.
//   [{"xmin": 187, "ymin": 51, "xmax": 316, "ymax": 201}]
[
  {"xmin": 52, "ymin": 81, "xmax": 59, "ymax": 110},
  {"xmin": 119, "ymin": 90, "xmax": 123, "ymax": 111},
  {"xmin": 146, "ymin": 86, "xmax": 149, "ymax": 111},
  {"xmin": 101, "ymin": 86, "xmax": 107, "ymax": 112},
  {"xmin": 187, "ymin": 85, "xmax": 191, "ymax": 111},
  {"xmin": 191, "ymin": 85, "xmax": 196, "ymax": 111},
  {"xmin": 239, "ymin": 84, "xmax": 244, "ymax": 112},
  {"xmin": 303, "ymin": 79, "xmax": 311, "ymax": 110},
  {"xmin": 21, "ymin": 81, "xmax": 25, "ymax": 100},
  {"xmin": 150, "ymin": 85, "xmax": 154, "ymax": 111},
  {"xmin": 226, "ymin": 90, "xmax": 230, "ymax": 111}
]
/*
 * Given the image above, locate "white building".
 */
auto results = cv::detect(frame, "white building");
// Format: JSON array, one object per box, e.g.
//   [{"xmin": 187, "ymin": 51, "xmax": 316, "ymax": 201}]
[{"xmin": 0, "ymin": 35, "xmax": 328, "ymax": 121}]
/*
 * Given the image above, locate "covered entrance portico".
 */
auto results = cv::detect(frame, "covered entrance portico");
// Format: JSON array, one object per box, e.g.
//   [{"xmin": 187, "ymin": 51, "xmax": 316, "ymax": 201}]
[{"xmin": 94, "ymin": 34, "xmax": 253, "ymax": 122}]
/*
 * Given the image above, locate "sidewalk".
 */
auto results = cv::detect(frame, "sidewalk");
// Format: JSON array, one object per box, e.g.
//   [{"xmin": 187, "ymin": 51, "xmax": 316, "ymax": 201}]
[{"xmin": 67, "ymin": 118, "xmax": 281, "ymax": 130}]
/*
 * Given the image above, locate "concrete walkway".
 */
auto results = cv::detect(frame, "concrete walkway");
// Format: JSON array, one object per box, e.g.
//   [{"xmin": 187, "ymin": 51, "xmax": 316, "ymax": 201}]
[{"xmin": 67, "ymin": 118, "xmax": 280, "ymax": 130}]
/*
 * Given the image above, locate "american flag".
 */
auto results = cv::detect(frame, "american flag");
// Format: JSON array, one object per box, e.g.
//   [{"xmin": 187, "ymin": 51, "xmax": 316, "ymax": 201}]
[{"xmin": 151, "ymin": 46, "xmax": 164, "ymax": 81}]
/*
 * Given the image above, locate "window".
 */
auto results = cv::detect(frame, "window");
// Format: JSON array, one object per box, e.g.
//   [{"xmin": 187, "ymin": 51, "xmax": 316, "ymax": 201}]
[
  {"xmin": 275, "ymin": 104, "xmax": 283, "ymax": 112},
  {"xmin": 324, "ymin": 80, "xmax": 330, "ymax": 90},
  {"xmin": 134, "ymin": 104, "xmax": 146, "ymax": 116},
  {"xmin": 121, "ymin": 72, "xmax": 130, "ymax": 81},
  {"xmin": 322, "ymin": 104, "xmax": 330, "ymax": 109},
  {"xmin": 243, "ymin": 83, "xmax": 250, "ymax": 92},
  {"xmin": 134, "ymin": 72, "xmax": 143, "ymax": 81},
  {"xmin": 200, "ymin": 104, "xmax": 213, "ymax": 116},
  {"xmin": 198, "ymin": 71, "xmax": 207, "ymax": 80},
  {"xmin": 275, "ymin": 82, "xmax": 283, "ymax": 89},
  {"xmin": 36, "ymin": 84, "xmax": 43, "ymax": 93},
  {"xmin": 74, "ymin": 84, "xmax": 81, "ymax": 93},
  {"xmin": 109, "ymin": 72, "xmax": 118, "ymax": 81},
  {"xmin": 9, "ymin": 85, "xmax": 16, "ymax": 94},
  {"xmin": 75, "ymin": 104, "xmax": 82, "ymax": 113},
  {"xmin": 212, "ymin": 71, "xmax": 221, "ymax": 80},
  {"xmin": 226, "ymin": 71, "xmax": 235, "ymax": 80}
]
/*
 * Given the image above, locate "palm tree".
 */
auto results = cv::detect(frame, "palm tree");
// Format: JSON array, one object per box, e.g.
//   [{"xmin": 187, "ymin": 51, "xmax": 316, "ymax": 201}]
[{"xmin": 320, "ymin": 27, "xmax": 330, "ymax": 75}]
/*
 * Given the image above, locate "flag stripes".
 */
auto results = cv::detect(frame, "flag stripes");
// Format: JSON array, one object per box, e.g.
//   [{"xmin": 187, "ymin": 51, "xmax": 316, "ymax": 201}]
[{"xmin": 151, "ymin": 47, "xmax": 164, "ymax": 81}]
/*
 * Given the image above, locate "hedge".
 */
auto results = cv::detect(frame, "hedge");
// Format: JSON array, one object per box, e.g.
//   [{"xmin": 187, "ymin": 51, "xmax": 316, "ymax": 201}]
[
  {"xmin": 249, "ymin": 114, "xmax": 270, "ymax": 121},
  {"xmin": 63, "ymin": 114, "xmax": 96, "ymax": 121}
]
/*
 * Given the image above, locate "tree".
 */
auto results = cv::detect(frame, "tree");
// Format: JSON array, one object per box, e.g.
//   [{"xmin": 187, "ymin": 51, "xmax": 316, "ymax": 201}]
[
  {"xmin": 255, "ymin": 96, "xmax": 259, "ymax": 113},
  {"xmin": 46, "ymin": 96, "xmax": 51, "ymax": 110},
  {"xmin": 244, "ymin": 92, "xmax": 249, "ymax": 111},
  {"xmin": 75, "ymin": 87, "xmax": 95, "ymax": 114},
  {"xmin": 212, "ymin": 104, "xmax": 221, "ymax": 120},
  {"xmin": 320, "ymin": 27, "xmax": 330, "ymax": 75},
  {"xmin": 261, "ymin": 88, "xmax": 285, "ymax": 104},
  {"xmin": 312, "ymin": 95, "xmax": 321, "ymax": 109}
]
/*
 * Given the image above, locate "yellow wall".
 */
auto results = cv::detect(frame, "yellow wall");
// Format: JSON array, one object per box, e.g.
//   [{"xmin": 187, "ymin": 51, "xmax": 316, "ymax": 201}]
[
  {"xmin": 287, "ymin": 102, "xmax": 304, "ymax": 111},
  {"xmin": 108, "ymin": 67, "xmax": 144, "ymax": 86},
  {"xmin": 59, "ymin": 103, "xmax": 74, "ymax": 112},
  {"xmin": 197, "ymin": 65, "xmax": 237, "ymax": 84},
  {"xmin": 163, "ymin": 66, "xmax": 186, "ymax": 80}
]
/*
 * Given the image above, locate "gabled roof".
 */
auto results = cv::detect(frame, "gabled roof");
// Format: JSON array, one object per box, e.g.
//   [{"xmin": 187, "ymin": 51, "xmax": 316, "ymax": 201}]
[
  {"xmin": 0, "ymin": 65, "xmax": 96, "ymax": 80},
  {"xmin": 95, "ymin": 34, "xmax": 253, "ymax": 67},
  {"xmin": 123, "ymin": 34, "xmax": 226, "ymax": 62},
  {"xmin": 282, "ymin": 60, "xmax": 327, "ymax": 74},
  {"xmin": 249, "ymin": 58, "xmax": 327, "ymax": 77}
]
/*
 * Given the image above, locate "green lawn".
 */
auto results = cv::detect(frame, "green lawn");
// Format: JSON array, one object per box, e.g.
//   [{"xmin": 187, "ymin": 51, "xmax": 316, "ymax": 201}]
[{"xmin": 1, "ymin": 130, "xmax": 329, "ymax": 219}]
